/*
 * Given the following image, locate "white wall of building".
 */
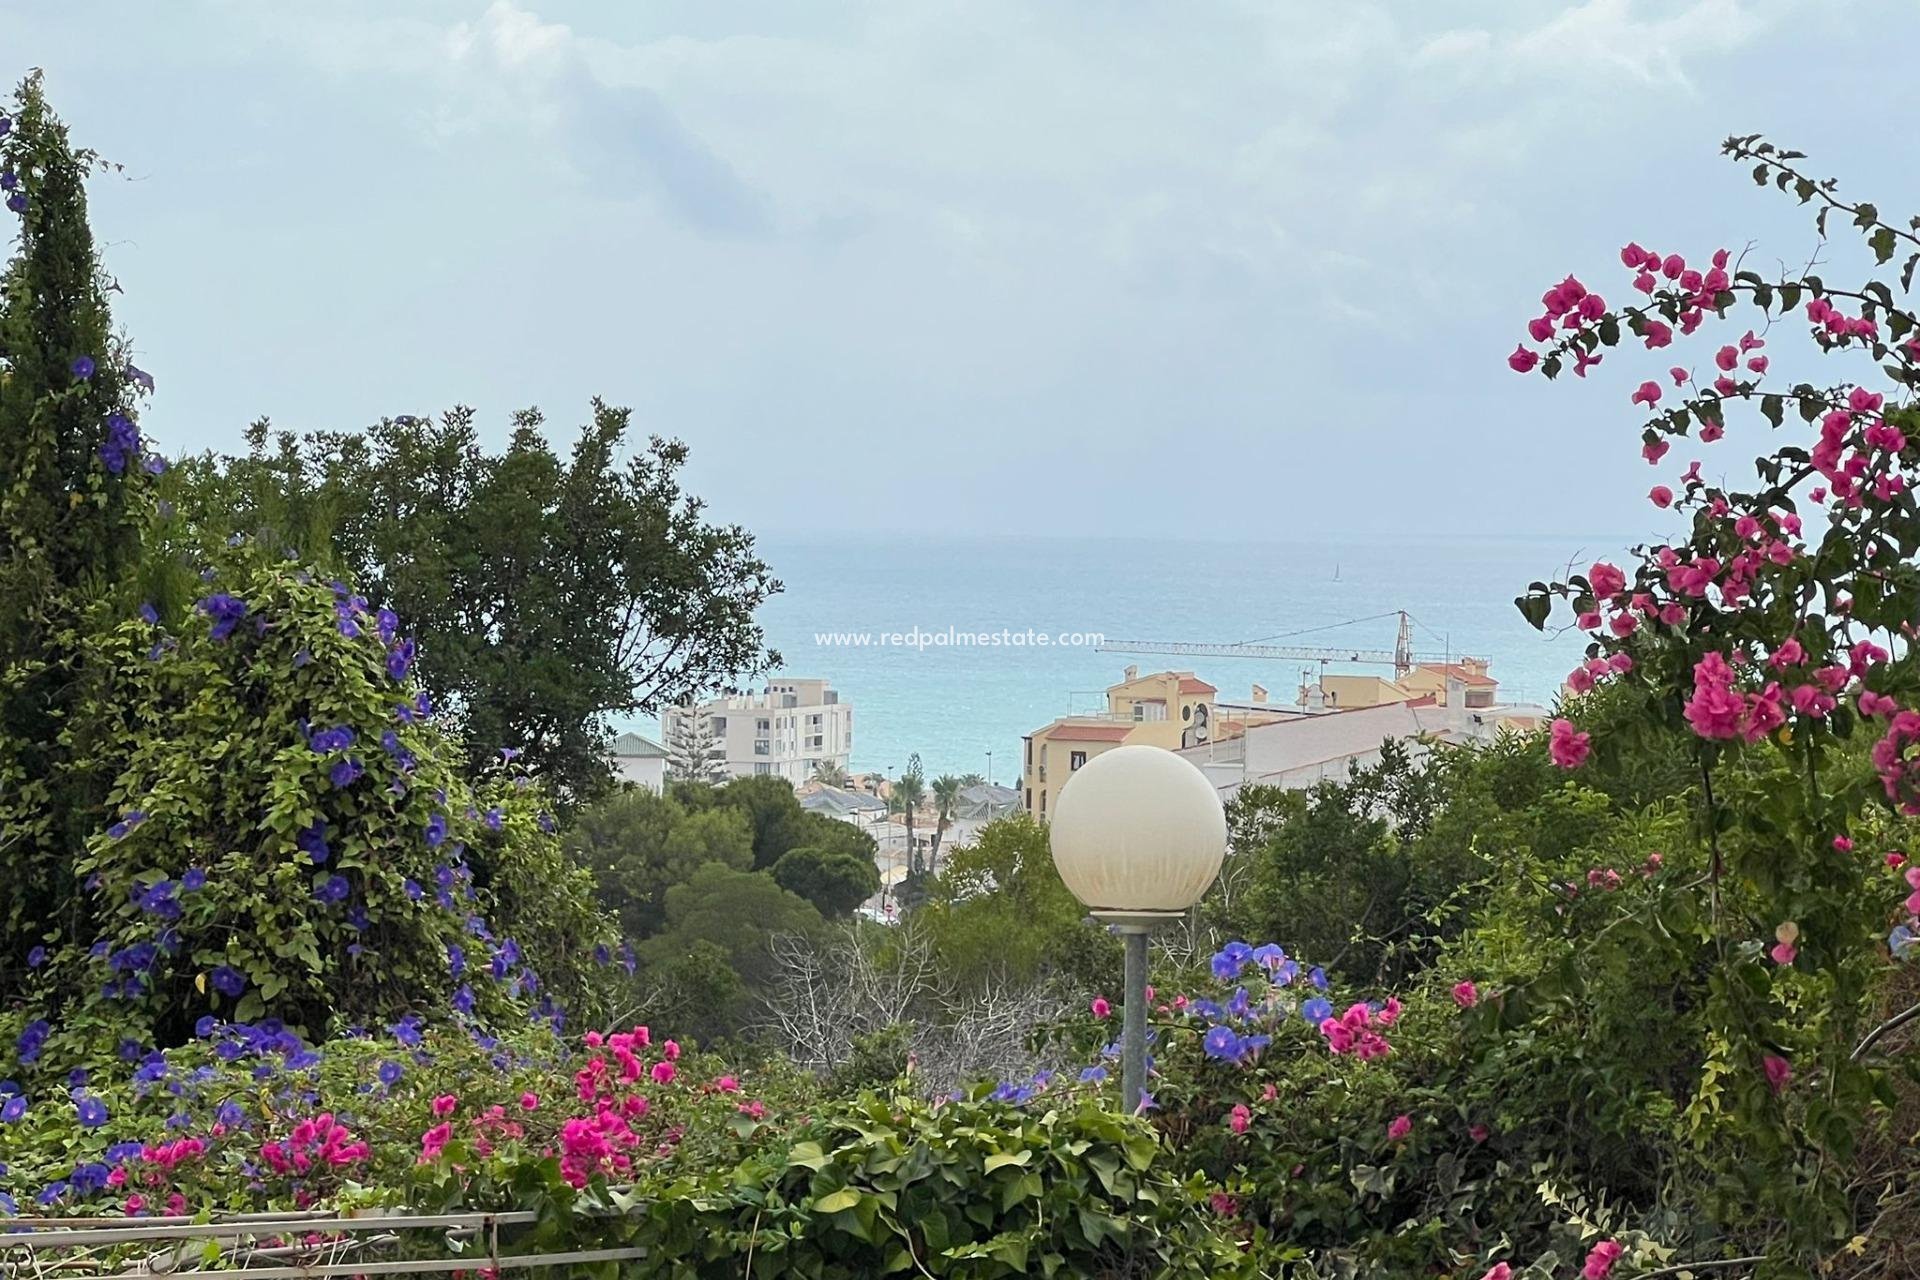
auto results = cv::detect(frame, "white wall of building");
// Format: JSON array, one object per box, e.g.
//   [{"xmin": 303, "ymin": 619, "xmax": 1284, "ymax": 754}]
[{"xmin": 662, "ymin": 679, "xmax": 854, "ymax": 784}]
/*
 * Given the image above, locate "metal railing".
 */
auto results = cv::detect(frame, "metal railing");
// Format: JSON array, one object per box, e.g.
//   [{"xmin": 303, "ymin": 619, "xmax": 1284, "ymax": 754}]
[{"xmin": 0, "ymin": 1208, "xmax": 647, "ymax": 1278}]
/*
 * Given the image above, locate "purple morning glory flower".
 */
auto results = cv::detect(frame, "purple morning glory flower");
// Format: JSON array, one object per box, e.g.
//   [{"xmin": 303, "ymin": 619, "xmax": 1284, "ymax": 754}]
[
  {"xmin": 0, "ymin": 169, "xmax": 14, "ymax": 189},
  {"xmin": 181, "ymin": 867, "xmax": 207, "ymax": 892},
  {"xmin": 197, "ymin": 593, "xmax": 249, "ymax": 641},
  {"xmin": 451, "ymin": 985, "xmax": 475, "ymax": 1015},
  {"xmin": 377, "ymin": 1060, "xmax": 403, "ymax": 1086},
  {"xmin": 1308, "ymin": 966, "xmax": 1329, "ymax": 990},
  {"xmin": 310, "ymin": 726, "xmax": 355, "ymax": 753},
  {"xmin": 7, "ymin": 191, "xmax": 26, "ymax": 214},
  {"xmin": 70, "ymin": 356, "xmax": 95, "ymax": 380},
  {"xmin": 425, "ymin": 814, "xmax": 448, "ymax": 847},
  {"xmin": 210, "ymin": 965, "xmax": 246, "ymax": 998},
  {"xmin": 376, "ymin": 608, "xmax": 399, "ymax": 643},
  {"xmin": 194, "ymin": 1016, "xmax": 218, "ymax": 1038},
  {"xmin": 138, "ymin": 603, "xmax": 159, "ymax": 624},
  {"xmin": 0, "ymin": 116, "xmax": 9, "ymax": 135},
  {"xmin": 499, "ymin": 747, "xmax": 521, "ymax": 762},
  {"xmin": 402, "ymin": 878, "xmax": 422, "ymax": 901},
  {"xmin": 297, "ymin": 820, "xmax": 329, "ymax": 864},
  {"xmin": 215, "ymin": 1100, "xmax": 245, "ymax": 1127},
  {"xmin": 143, "ymin": 453, "xmax": 167, "ymax": 476},
  {"xmin": 484, "ymin": 808, "xmax": 504, "ymax": 831},
  {"xmin": 126, "ymin": 363, "xmax": 154, "ymax": 392},
  {"xmin": 1201, "ymin": 1025, "xmax": 1241, "ymax": 1061},
  {"xmin": 386, "ymin": 638, "xmax": 415, "ymax": 681},
  {"xmin": 25, "ymin": 946, "xmax": 45, "ymax": 968},
  {"xmin": 293, "ymin": 647, "xmax": 313, "ymax": 668},
  {"xmin": 314, "ymin": 874, "xmax": 350, "ymax": 905},
  {"xmin": 447, "ymin": 942, "xmax": 465, "ymax": 977},
  {"xmin": 1, "ymin": 1096, "xmax": 26, "ymax": 1123},
  {"xmin": 1301, "ymin": 996, "xmax": 1333, "ymax": 1024},
  {"xmin": 329, "ymin": 757, "xmax": 364, "ymax": 788},
  {"xmin": 75, "ymin": 1097, "xmax": 109, "ymax": 1128}
]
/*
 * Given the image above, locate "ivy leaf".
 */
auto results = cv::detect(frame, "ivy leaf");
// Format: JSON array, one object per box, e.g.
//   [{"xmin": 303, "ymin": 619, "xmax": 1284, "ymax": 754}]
[
  {"xmin": 1870, "ymin": 227, "xmax": 1898, "ymax": 265},
  {"xmin": 1515, "ymin": 592, "xmax": 1552, "ymax": 632},
  {"xmin": 1760, "ymin": 395, "xmax": 1784, "ymax": 429},
  {"xmin": 812, "ymin": 1187, "xmax": 864, "ymax": 1214}
]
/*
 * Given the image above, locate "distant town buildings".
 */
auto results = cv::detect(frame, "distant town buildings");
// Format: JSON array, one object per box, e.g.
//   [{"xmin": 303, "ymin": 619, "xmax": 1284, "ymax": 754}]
[
  {"xmin": 1021, "ymin": 666, "xmax": 1217, "ymax": 820},
  {"xmin": 1021, "ymin": 661, "xmax": 1546, "ymax": 819},
  {"xmin": 609, "ymin": 731, "xmax": 667, "ymax": 792},
  {"xmin": 661, "ymin": 678, "xmax": 853, "ymax": 784},
  {"xmin": 1181, "ymin": 676, "xmax": 1547, "ymax": 802}
]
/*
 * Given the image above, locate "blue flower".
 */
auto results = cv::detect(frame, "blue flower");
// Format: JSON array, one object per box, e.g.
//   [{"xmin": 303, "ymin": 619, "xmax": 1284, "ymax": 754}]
[
  {"xmin": 376, "ymin": 608, "xmax": 399, "ymax": 643},
  {"xmin": 1, "ymin": 1096, "xmax": 26, "ymax": 1123},
  {"xmin": 1251, "ymin": 943, "xmax": 1286, "ymax": 970},
  {"xmin": 451, "ymin": 985, "xmax": 475, "ymax": 1015},
  {"xmin": 70, "ymin": 355, "xmax": 95, "ymax": 380},
  {"xmin": 1301, "ymin": 997, "xmax": 1333, "ymax": 1025},
  {"xmin": 485, "ymin": 807, "xmax": 504, "ymax": 831},
  {"xmin": 6, "ymin": 191, "xmax": 26, "ymax": 214},
  {"xmin": 127, "ymin": 363, "xmax": 155, "ymax": 392},
  {"xmin": 330, "ymin": 757, "xmax": 364, "ymax": 788},
  {"xmin": 194, "ymin": 1016, "xmax": 218, "ymax": 1038},
  {"xmin": 1308, "ymin": 966, "xmax": 1329, "ymax": 990},
  {"xmin": 1202, "ymin": 1025, "xmax": 1241, "ymax": 1060},
  {"xmin": 314, "ymin": 874, "xmax": 350, "ymax": 905},
  {"xmin": 1078, "ymin": 1065, "xmax": 1108, "ymax": 1084},
  {"xmin": 447, "ymin": 943, "xmax": 465, "ymax": 978},
  {"xmin": 1892, "ymin": 924, "xmax": 1918, "ymax": 958},
  {"xmin": 1211, "ymin": 942, "xmax": 1251, "ymax": 981},
  {"xmin": 104, "ymin": 1141, "xmax": 143, "ymax": 1163},
  {"xmin": 197, "ymin": 593, "xmax": 249, "ymax": 641},
  {"xmin": 139, "ymin": 603, "xmax": 159, "ymax": 625},
  {"xmin": 69, "ymin": 1067, "xmax": 90, "ymax": 1086},
  {"xmin": 1228, "ymin": 986, "xmax": 1252, "ymax": 1019},
  {"xmin": 181, "ymin": 867, "xmax": 207, "ymax": 892},
  {"xmin": 346, "ymin": 904, "xmax": 368, "ymax": 931},
  {"xmin": 402, "ymin": 878, "xmax": 422, "ymax": 901},
  {"xmin": 593, "ymin": 943, "xmax": 611, "ymax": 965},
  {"xmin": 25, "ymin": 945, "xmax": 45, "ymax": 968},
  {"xmin": 390, "ymin": 1016, "xmax": 424, "ymax": 1048},
  {"xmin": 144, "ymin": 453, "xmax": 167, "ymax": 476},
  {"xmin": 75, "ymin": 1097, "xmax": 109, "ymax": 1128},
  {"xmin": 310, "ymin": 726, "xmax": 355, "ymax": 753},
  {"xmin": 210, "ymin": 965, "xmax": 246, "ymax": 998},
  {"xmin": 0, "ymin": 167, "xmax": 13, "ymax": 188},
  {"xmin": 425, "ymin": 814, "xmax": 448, "ymax": 847},
  {"xmin": 377, "ymin": 1060, "xmax": 403, "ymax": 1086},
  {"xmin": 215, "ymin": 1100, "xmax": 246, "ymax": 1128},
  {"xmin": 293, "ymin": 647, "xmax": 313, "ymax": 668},
  {"xmin": 297, "ymin": 820, "xmax": 330, "ymax": 865}
]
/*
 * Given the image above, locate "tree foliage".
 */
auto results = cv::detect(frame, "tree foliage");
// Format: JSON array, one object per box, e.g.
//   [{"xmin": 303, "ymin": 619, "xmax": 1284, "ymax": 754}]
[{"xmin": 164, "ymin": 404, "xmax": 781, "ymax": 800}]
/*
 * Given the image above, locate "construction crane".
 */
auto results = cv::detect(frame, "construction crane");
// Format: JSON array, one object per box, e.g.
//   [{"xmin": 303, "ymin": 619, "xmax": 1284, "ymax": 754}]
[{"xmin": 1097, "ymin": 611, "xmax": 1455, "ymax": 678}]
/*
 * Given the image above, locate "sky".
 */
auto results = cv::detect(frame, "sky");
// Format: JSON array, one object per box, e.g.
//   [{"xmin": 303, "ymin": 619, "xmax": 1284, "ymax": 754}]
[{"xmin": 8, "ymin": 0, "xmax": 1918, "ymax": 541}]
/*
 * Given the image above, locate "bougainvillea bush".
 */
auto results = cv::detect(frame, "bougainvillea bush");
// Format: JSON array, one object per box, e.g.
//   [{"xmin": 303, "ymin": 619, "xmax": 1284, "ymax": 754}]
[{"xmin": 1506, "ymin": 136, "xmax": 1920, "ymax": 1268}]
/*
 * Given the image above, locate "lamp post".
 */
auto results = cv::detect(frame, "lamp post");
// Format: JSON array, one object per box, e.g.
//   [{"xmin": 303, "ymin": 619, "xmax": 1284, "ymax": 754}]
[{"xmin": 1048, "ymin": 745, "xmax": 1226, "ymax": 1111}]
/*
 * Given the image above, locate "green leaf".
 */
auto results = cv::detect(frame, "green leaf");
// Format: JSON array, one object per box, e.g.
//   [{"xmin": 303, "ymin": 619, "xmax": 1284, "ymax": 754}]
[
  {"xmin": 812, "ymin": 1187, "xmax": 864, "ymax": 1214},
  {"xmin": 984, "ymin": 1150, "xmax": 1033, "ymax": 1172},
  {"xmin": 787, "ymin": 1141, "xmax": 829, "ymax": 1171},
  {"xmin": 1760, "ymin": 395, "xmax": 1784, "ymax": 429}
]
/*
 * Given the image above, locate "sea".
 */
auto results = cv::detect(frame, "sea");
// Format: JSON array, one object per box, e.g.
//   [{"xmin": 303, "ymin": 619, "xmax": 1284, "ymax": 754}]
[{"xmin": 622, "ymin": 531, "xmax": 1628, "ymax": 781}]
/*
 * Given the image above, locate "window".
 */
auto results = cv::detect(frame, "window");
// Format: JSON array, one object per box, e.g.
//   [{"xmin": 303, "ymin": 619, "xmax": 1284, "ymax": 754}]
[
  {"xmin": 1070, "ymin": 750, "xmax": 1087, "ymax": 770},
  {"xmin": 754, "ymin": 763, "xmax": 771, "ymax": 775},
  {"xmin": 1132, "ymin": 704, "xmax": 1143, "ymax": 720},
  {"xmin": 711, "ymin": 716, "xmax": 727, "ymax": 733},
  {"xmin": 1025, "ymin": 788, "xmax": 1034, "ymax": 812},
  {"xmin": 754, "ymin": 740, "xmax": 770, "ymax": 755},
  {"xmin": 756, "ymin": 718, "xmax": 770, "ymax": 732}
]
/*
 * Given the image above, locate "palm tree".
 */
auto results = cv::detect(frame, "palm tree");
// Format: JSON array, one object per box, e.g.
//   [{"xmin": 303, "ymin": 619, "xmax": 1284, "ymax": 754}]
[
  {"xmin": 811, "ymin": 760, "xmax": 851, "ymax": 787},
  {"xmin": 928, "ymin": 774, "xmax": 963, "ymax": 872},
  {"xmin": 891, "ymin": 753, "xmax": 927, "ymax": 876},
  {"xmin": 957, "ymin": 772, "xmax": 985, "ymax": 788}
]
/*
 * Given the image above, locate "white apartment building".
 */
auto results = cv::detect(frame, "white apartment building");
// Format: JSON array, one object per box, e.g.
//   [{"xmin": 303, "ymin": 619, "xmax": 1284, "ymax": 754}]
[{"xmin": 662, "ymin": 678, "xmax": 853, "ymax": 784}]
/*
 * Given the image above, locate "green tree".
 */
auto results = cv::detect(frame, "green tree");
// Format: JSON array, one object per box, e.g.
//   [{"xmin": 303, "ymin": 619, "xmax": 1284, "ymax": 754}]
[
  {"xmin": 928, "ymin": 773, "xmax": 963, "ymax": 871},
  {"xmin": 176, "ymin": 404, "xmax": 781, "ymax": 801},
  {"xmin": 663, "ymin": 712, "xmax": 724, "ymax": 784},
  {"xmin": 892, "ymin": 753, "xmax": 927, "ymax": 876},
  {"xmin": 919, "ymin": 815, "xmax": 1117, "ymax": 994},
  {"xmin": 772, "ymin": 845, "xmax": 881, "ymax": 917},
  {"xmin": 809, "ymin": 760, "xmax": 851, "ymax": 787},
  {"xmin": 0, "ymin": 74, "xmax": 153, "ymax": 969},
  {"xmin": 564, "ymin": 788, "xmax": 752, "ymax": 940},
  {"xmin": 641, "ymin": 863, "xmax": 821, "ymax": 993}
]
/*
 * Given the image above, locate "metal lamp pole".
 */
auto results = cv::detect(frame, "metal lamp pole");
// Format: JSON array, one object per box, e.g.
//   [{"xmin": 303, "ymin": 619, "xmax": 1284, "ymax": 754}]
[{"xmin": 1050, "ymin": 745, "xmax": 1226, "ymax": 1116}]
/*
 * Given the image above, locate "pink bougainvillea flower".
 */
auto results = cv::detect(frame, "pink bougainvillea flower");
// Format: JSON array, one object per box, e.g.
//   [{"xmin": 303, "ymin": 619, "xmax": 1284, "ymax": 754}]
[
  {"xmin": 1091, "ymin": 997, "xmax": 1111, "ymax": 1018},
  {"xmin": 1630, "ymin": 380, "xmax": 1662, "ymax": 407},
  {"xmin": 1861, "ymin": 691, "xmax": 1899, "ymax": 718},
  {"xmin": 1229, "ymin": 1103, "xmax": 1251, "ymax": 1135},
  {"xmin": 1583, "ymin": 1240, "xmax": 1624, "ymax": 1280},
  {"xmin": 1650, "ymin": 485, "xmax": 1674, "ymax": 508},
  {"xmin": 1549, "ymin": 718, "xmax": 1591, "ymax": 769},
  {"xmin": 1715, "ymin": 345, "xmax": 1739, "ymax": 371},
  {"xmin": 1588, "ymin": 561, "xmax": 1626, "ymax": 598},
  {"xmin": 1451, "ymin": 980, "xmax": 1479, "ymax": 1008},
  {"xmin": 431, "ymin": 1095, "xmax": 457, "ymax": 1118},
  {"xmin": 651, "ymin": 1061, "xmax": 676, "ymax": 1085},
  {"xmin": 1481, "ymin": 1264, "xmax": 1512, "ymax": 1280},
  {"xmin": 1620, "ymin": 242, "xmax": 1648, "ymax": 267},
  {"xmin": 1644, "ymin": 320, "xmax": 1673, "ymax": 348},
  {"xmin": 1763, "ymin": 1054, "xmax": 1792, "ymax": 1094},
  {"xmin": 1507, "ymin": 345, "xmax": 1539, "ymax": 374},
  {"xmin": 1528, "ymin": 315, "xmax": 1554, "ymax": 342},
  {"xmin": 1386, "ymin": 1114, "xmax": 1412, "ymax": 1142},
  {"xmin": 1642, "ymin": 437, "xmax": 1670, "ymax": 465},
  {"xmin": 1834, "ymin": 835, "xmax": 1855, "ymax": 852},
  {"xmin": 1747, "ymin": 355, "xmax": 1769, "ymax": 373}
]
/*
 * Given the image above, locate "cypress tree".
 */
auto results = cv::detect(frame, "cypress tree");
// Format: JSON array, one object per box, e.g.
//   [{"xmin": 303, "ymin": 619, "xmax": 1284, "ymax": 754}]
[{"xmin": 0, "ymin": 71, "xmax": 152, "ymax": 969}]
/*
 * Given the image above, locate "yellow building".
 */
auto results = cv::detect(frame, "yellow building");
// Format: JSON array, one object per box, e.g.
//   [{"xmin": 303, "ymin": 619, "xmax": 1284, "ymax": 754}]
[
  {"xmin": 1304, "ymin": 673, "xmax": 1414, "ymax": 710},
  {"xmin": 1400, "ymin": 658, "xmax": 1497, "ymax": 708},
  {"xmin": 1021, "ymin": 668, "xmax": 1217, "ymax": 820}
]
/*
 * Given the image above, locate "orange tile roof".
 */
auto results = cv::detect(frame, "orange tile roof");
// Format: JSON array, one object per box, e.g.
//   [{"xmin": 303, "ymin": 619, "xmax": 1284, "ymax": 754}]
[
  {"xmin": 1046, "ymin": 724, "xmax": 1133, "ymax": 743},
  {"xmin": 1179, "ymin": 677, "xmax": 1217, "ymax": 695},
  {"xmin": 1416, "ymin": 663, "xmax": 1496, "ymax": 687}
]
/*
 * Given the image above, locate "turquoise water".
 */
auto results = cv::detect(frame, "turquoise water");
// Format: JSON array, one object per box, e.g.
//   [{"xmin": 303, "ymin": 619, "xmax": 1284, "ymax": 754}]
[{"xmin": 661, "ymin": 532, "xmax": 1622, "ymax": 780}]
